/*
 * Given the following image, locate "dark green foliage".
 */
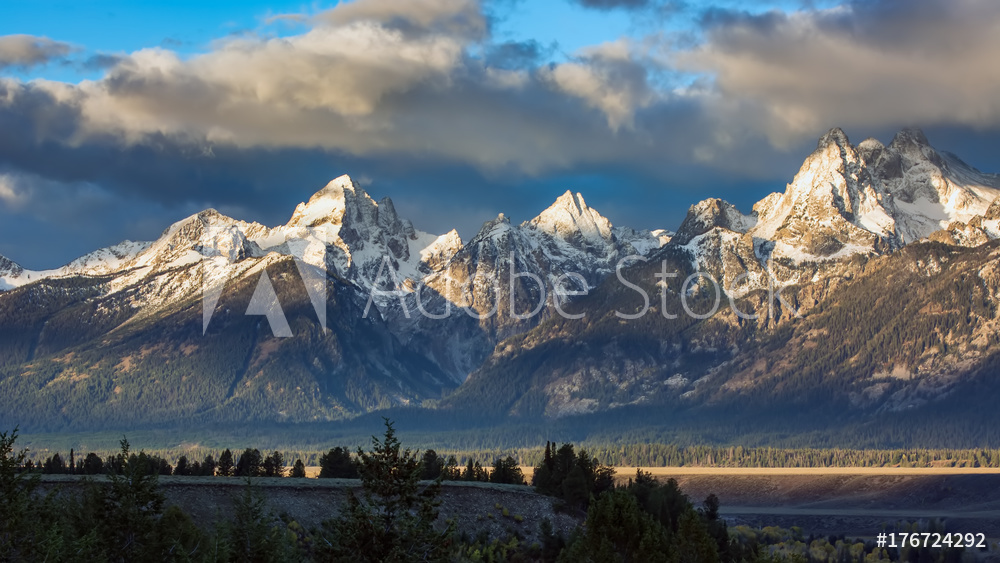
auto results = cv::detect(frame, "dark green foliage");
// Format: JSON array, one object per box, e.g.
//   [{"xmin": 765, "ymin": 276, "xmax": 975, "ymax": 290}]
[
  {"xmin": 318, "ymin": 446, "xmax": 358, "ymax": 478},
  {"xmin": 539, "ymin": 517, "xmax": 567, "ymax": 561},
  {"xmin": 97, "ymin": 437, "xmax": 168, "ymax": 561},
  {"xmin": 532, "ymin": 442, "xmax": 615, "ymax": 507},
  {"xmin": 155, "ymin": 504, "xmax": 209, "ymax": 562},
  {"xmin": 442, "ymin": 455, "xmax": 461, "ymax": 480},
  {"xmin": 262, "ymin": 451, "xmax": 285, "ymax": 477},
  {"xmin": 236, "ymin": 448, "xmax": 264, "ymax": 477},
  {"xmin": 43, "ymin": 452, "xmax": 66, "ymax": 474},
  {"xmin": 0, "ymin": 427, "xmax": 974, "ymax": 562},
  {"xmin": 319, "ymin": 418, "xmax": 454, "ymax": 562},
  {"xmin": 558, "ymin": 489, "xmax": 675, "ymax": 563},
  {"xmin": 174, "ymin": 455, "xmax": 192, "ymax": 476},
  {"xmin": 489, "ymin": 455, "xmax": 526, "ymax": 485},
  {"xmin": 420, "ymin": 449, "xmax": 445, "ymax": 480},
  {"xmin": 218, "ymin": 449, "xmax": 235, "ymax": 477},
  {"xmin": 201, "ymin": 454, "xmax": 218, "ymax": 477},
  {"xmin": 461, "ymin": 459, "xmax": 488, "ymax": 482},
  {"xmin": 624, "ymin": 471, "xmax": 689, "ymax": 533},
  {"xmin": 222, "ymin": 478, "xmax": 294, "ymax": 563},
  {"xmin": 0, "ymin": 426, "xmax": 45, "ymax": 559},
  {"xmin": 291, "ymin": 459, "xmax": 307, "ymax": 478},
  {"xmin": 82, "ymin": 452, "xmax": 104, "ymax": 475}
]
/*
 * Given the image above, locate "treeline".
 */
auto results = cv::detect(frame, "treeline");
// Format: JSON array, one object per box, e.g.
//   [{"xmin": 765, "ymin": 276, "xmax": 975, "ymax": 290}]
[
  {"xmin": 2, "ymin": 422, "xmax": 969, "ymax": 562},
  {"xmin": 28, "ymin": 447, "xmax": 299, "ymax": 478},
  {"xmin": 28, "ymin": 441, "xmax": 1000, "ymax": 484},
  {"xmin": 28, "ymin": 444, "xmax": 528, "ymax": 485},
  {"xmin": 565, "ymin": 444, "xmax": 1000, "ymax": 469},
  {"xmin": 316, "ymin": 445, "xmax": 526, "ymax": 485}
]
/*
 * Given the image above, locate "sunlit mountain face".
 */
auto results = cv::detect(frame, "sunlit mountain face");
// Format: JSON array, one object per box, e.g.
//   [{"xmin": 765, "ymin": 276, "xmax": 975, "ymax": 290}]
[{"xmin": 2, "ymin": 0, "xmax": 1000, "ymax": 447}]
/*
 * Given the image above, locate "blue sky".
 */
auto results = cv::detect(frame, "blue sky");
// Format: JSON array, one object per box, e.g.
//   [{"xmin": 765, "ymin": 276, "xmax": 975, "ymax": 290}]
[{"xmin": 1, "ymin": 0, "xmax": 999, "ymax": 268}]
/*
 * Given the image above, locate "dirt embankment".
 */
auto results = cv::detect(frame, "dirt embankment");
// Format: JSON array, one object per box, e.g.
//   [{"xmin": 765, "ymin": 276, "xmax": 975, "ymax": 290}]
[
  {"xmin": 37, "ymin": 476, "xmax": 581, "ymax": 544},
  {"xmin": 652, "ymin": 472, "xmax": 1000, "ymax": 538}
]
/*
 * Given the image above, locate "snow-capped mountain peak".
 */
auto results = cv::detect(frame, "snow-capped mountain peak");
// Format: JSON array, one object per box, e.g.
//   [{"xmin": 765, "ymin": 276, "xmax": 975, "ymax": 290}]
[
  {"xmin": 286, "ymin": 174, "xmax": 371, "ymax": 229},
  {"xmin": 528, "ymin": 190, "xmax": 613, "ymax": 245},
  {"xmin": 0, "ymin": 254, "xmax": 26, "ymax": 291}
]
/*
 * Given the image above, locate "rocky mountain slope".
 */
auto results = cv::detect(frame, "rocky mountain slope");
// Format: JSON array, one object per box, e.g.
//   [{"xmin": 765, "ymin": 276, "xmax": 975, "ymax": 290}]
[
  {"xmin": 0, "ymin": 177, "xmax": 668, "ymax": 429},
  {"xmin": 2, "ymin": 127, "xmax": 998, "ymax": 435},
  {"xmin": 448, "ymin": 128, "xmax": 1000, "ymax": 424},
  {"xmin": 676, "ymin": 128, "xmax": 1000, "ymax": 316}
]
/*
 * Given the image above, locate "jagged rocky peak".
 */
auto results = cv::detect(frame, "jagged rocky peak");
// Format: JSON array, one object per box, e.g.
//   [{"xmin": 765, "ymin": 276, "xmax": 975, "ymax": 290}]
[
  {"xmin": 985, "ymin": 198, "xmax": 1000, "ymax": 220},
  {"xmin": 889, "ymin": 127, "xmax": 931, "ymax": 151},
  {"xmin": 613, "ymin": 226, "xmax": 672, "ymax": 256},
  {"xmin": 287, "ymin": 174, "xmax": 377, "ymax": 228},
  {"xmin": 0, "ymin": 254, "xmax": 24, "ymax": 277},
  {"xmin": 856, "ymin": 137, "xmax": 886, "ymax": 162},
  {"xmin": 528, "ymin": 190, "xmax": 613, "ymax": 244},
  {"xmin": 141, "ymin": 208, "xmax": 262, "ymax": 267},
  {"xmin": 420, "ymin": 229, "xmax": 464, "ymax": 268},
  {"xmin": 375, "ymin": 196, "xmax": 416, "ymax": 239},
  {"xmin": 477, "ymin": 213, "xmax": 512, "ymax": 239},
  {"xmin": 884, "ymin": 127, "xmax": 946, "ymax": 172},
  {"xmin": 674, "ymin": 198, "xmax": 756, "ymax": 245},
  {"xmin": 818, "ymin": 126, "xmax": 852, "ymax": 150}
]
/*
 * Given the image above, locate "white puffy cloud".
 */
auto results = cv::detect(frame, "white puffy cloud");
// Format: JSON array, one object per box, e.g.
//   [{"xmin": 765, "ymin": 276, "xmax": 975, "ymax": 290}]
[
  {"xmin": 2, "ymin": 0, "xmax": 672, "ymax": 175},
  {"xmin": 679, "ymin": 0, "xmax": 1000, "ymax": 145},
  {"xmin": 0, "ymin": 35, "xmax": 74, "ymax": 70},
  {"xmin": 317, "ymin": 0, "xmax": 487, "ymax": 39},
  {"xmin": 0, "ymin": 174, "xmax": 27, "ymax": 209},
  {"xmin": 3, "ymin": 0, "xmax": 1000, "ymax": 187},
  {"xmin": 542, "ymin": 40, "xmax": 658, "ymax": 131}
]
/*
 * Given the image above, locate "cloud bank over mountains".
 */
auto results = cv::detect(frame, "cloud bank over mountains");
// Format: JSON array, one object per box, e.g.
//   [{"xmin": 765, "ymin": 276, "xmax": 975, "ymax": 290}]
[{"xmin": 1, "ymin": 0, "xmax": 999, "ymax": 267}]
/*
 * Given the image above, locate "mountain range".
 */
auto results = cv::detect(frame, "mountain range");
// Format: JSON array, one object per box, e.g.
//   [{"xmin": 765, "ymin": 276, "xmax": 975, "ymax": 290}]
[{"xmin": 2, "ymin": 127, "xmax": 1000, "ymax": 444}]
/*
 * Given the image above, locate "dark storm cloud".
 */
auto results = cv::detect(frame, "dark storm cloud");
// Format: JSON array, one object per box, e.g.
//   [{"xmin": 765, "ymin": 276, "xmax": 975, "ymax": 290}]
[
  {"xmin": 483, "ymin": 40, "xmax": 552, "ymax": 70},
  {"xmin": 80, "ymin": 53, "xmax": 126, "ymax": 71},
  {"xmin": 0, "ymin": 35, "xmax": 74, "ymax": 70}
]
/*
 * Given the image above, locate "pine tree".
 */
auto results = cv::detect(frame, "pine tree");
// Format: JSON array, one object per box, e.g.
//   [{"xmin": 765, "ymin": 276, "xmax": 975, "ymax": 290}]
[
  {"xmin": 420, "ymin": 449, "xmax": 444, "ymax": 480},
  {"xmin": 319, "ymin": 446, "xmax": 358, "ymax": 478},
  {"xmin": 262, "ymin": 451, "xmax": 285, "ymax": 477},
  {"xmin": 217, "ymin": 449, "xmax": 235, "ymax": 477},
  {"xmin": 320, "ymin": 418, "xmax": 454, "ymax": 562},
  {"xmin": 443, "ymin": 456, "xmax": 460, "ymax": 480},
  {"xmin": 201, "ymin": 454, "xmax": 217, "ymax": 477},
  {"xmin": 558, "ymin": 490, "xmax": 674, "ymax": 563},
  {"xmin": 290, "ymin": 459, "xmax": 306, "ymax": 478},
  {"xmin": 235, "ymin": 449, "xmax": 263, "ymax": 477},
  {"xmin": 43, "ymin": 453, "xmax": 66, "ymax": 474},
  {"xmin": 99, "ymin": 437, "xmax": 167, "ymax": 561},
  {"xmin": 224, "ymin": 478, "xmax": 292, "ymax": 562},
  {"xmin": 489, "ymin": 456, "xmax": 526, "ymax": 485},
  {"xmin": 173, "ymin": 455, "xmax": 190, "ymax": 476},
  {"xmin": 0, "ymin": 427, "xmax": 43, "ymax": 560},
  {"xmin": 82, "ymin": 453, "xmax": 104, "ymax": 475}
]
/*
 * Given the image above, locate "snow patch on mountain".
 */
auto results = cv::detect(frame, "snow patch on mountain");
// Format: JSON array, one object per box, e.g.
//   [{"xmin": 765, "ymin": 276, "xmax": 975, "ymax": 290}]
[{"xmin": 62, "ymin": 240, "xmax": 153, "ymax": 276}]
